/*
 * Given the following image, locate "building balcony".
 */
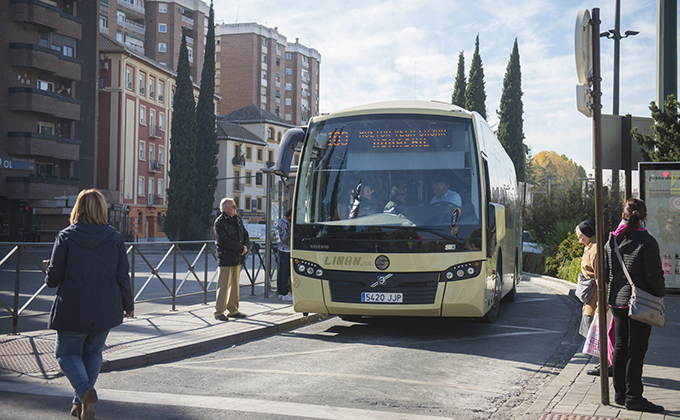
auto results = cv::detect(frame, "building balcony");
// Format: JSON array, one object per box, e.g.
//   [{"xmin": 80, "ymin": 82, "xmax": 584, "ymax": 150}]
[
  {"xmin": 125, "ymin": 42, "xmax": 145, "ymax": 54},
  {"xmin": 10, "ymin": 43, "xmax": 83, "ymax": 81},
  {"xmin": 9, "ymin": 88, "xmax": 81, "ymax": 121},
  {"xmin": 120, "ymin": 18, "xmax": 145, "ymax": 35},
  {"xmin": 116, "ymin": 0, "xmax": 145, "ymax": 16},
  {"xmin": 100, "ymin": 25, "xmax": 109, "ymax": 35},
  {"xmin": 181, "ymin": 15, "xmax": 194, "ymax": 26},
  {"xmin": 148, "ymin": 194, "xmax": 164, "ymax": 206},
  {"xmin": 7, "ymin": 132, "xmax": 81, "ymax": 161},
  {"xmin": 6, "ymin": 176, "xmax": 81, "ymax": 200},
  {"xmin": 11, "ymin": 0, "xmax": 83, "ymax": 40},
  {"xmin": 149, "ymin": 125, "xmax": 162, "ymax": 138},
  {"xmin": 148, "ymin": 160, "xmax": 161, "ymax": 172}
]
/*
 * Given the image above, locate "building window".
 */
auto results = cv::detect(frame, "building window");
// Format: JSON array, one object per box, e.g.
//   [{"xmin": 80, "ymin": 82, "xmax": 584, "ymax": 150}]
[
  {"xmin": 256, "ymin": 173, "xmax": 263, "ymax": 186},
  {"xmin": 285, "ymin": 83, "xmax": 292, "ymax": 91},
  {"xmin": 138, "ymin": 176, "xmax": 145, "ymax": 196},
  {"xmin": 140, "ymin": 106, "xmax": 146, "ymax": 125},
  {"xmin": 187, "ymin": 47, "xmax": 193, "ymax": 63},
  {"xmin": 286, "ymin": 53, "xmax": 292, "ymax": 60},
  {"xmin": 149, "ymin": 110, "xmax": 155, "ymax": 131},
  {"xmin": 139, "ymin": 74, "xmax": 145, "ymax": 95},
  {"xmin": 246, "ymin": 145, "xmax": 252, "ymax": 161},
  {"xmin": 267, "ymin": 127, "xmax": 274, "ymax": 140},
  {"xmin": 158, "ymin": 43, "xmax": 167, "ymax": 52},
  {"xmin": 149, "ymin": 78, "xmax": 155, "ymax": 99},
  {"xmin": 257, "ymin": 147, "xmax": 263, "ymax": 163},
  {"xmin": 139, "ymin": 141, "xmax": 145, "ymax": 160},
  {"xmin": 245, "ymin": 170, "xmax": 252, "ymax": 186},
  {"xmin": 159, "ymin": 113, "xmax": 164, "ymax": 130},
  {"xmin": 100, "ymin": 15, "xmax": 108, "ymax": 29},
  {"xmin": 276, "ymin": 57, "xmax": 280, "ymax": 67},
  {"xmin": 149, "ymin": 144, "xmax": 155, "ymax": 166},
  {"xmin": 158, "ymin": 146, "xmax": 164, "ymax": 163},
  {"xmin": 257, "ymin": 197, "xmax": 262, "ymax": 210},
  {"xmin": 285, "ymin": 68, "xmax": 292, "ymax": 75},
  {"xmin": 245, "ymin": 196, "xmax": 251, "ymax": 211},
  {"xmin": 158, "ymin": 81, "xmax": 164, "ymax": 102},
  {"xmin": 39, "ymin": 32, "xmax": 49, "ymax": 47},
  {"xmin": 148, "ymin": 178, "xmax": 154, "ymax": 198},
  {"xmin": 37, "ymin": 121, "xmax": 54, "ymax": 135},
  {"xmin": 158, "ymin": 179, "xmax": 164, "ymax": 196},
  {"xmin": 233, "ymin": 195, "xmax": 240, "ymax": 208},
  {"xmin": 158, "ymin": 2, "xmax": 167, "ymax": 12},
  {"xmin": 37, "ymin": 162, "xmax": 54, "ymax": 176},
  {"xmin": 262, "ymin": 54, "xmax": 267, "ymax": 63},
  {"xmin": 268, "ymin": 150, "xmax": 274, "ymax": 163},
  {"xmin": 36, "ymin": 80, "xmax": 55, "ymax": 92},
  {"xmin": 116, "ymin": 31, "xmax": 123, "ymax": 42},
  {"xmin": 285, "ymin": 98, "xmax": 292, "ymax": 106},
  {"xmin": 126, "ymin": 68, "xmax": 133, "ymax": 89},
  {"xmin": 159, "ymin": 23, "xmax": 167, "ymax": 33},
  {"xmin": 277, "ymin": 131, "xmax": 283, "ymax": 142}
]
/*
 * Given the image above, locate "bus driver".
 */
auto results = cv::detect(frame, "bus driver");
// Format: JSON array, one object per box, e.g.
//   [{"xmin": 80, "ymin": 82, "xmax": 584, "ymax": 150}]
[{"xmin": 430, "ymin": 177, "xmax": 462, "ymax": 207}]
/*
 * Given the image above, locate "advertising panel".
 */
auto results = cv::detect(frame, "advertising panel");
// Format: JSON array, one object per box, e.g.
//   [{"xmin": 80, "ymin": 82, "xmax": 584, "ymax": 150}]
[{"xmin": 640, "ymin": 162, "xmax": 680, "ymax": 290}]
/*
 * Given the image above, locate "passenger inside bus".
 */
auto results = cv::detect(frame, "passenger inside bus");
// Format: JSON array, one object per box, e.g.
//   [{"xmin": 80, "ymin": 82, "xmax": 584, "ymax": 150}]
[{"xmin": 348, "ymin": 181, "xmax": 383, "ymax": 218}]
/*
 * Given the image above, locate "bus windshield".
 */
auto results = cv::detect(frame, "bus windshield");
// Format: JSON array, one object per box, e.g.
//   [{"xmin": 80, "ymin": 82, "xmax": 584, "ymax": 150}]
[{"xmin": 294, "ymin": 114, "xmax": 483, "ymax": 253}]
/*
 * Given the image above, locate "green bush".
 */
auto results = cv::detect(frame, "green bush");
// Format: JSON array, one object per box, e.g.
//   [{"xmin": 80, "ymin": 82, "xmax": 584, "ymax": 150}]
[
  {"xmin": 523, "ymin": 252, "xmax": 547, "ymax": 275},
  {"xmin": 557, "ymin": 257, "xmax": 581, "ymax": 283},
  {"xmin": 545, "ymin": 232, "xmax": 583, "ymax": 277}
]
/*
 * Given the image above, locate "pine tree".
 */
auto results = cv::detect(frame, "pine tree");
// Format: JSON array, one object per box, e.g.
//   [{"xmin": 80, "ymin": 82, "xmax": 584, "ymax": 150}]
[
  {"xmin": 465, "ymin": 35, "xmax": 487, "ymax": 120},
  {"xmin": 451, "ymin": 51, "xmax": 466, "ymax": 107},
  {"xmin": 194, "ymin": 1, "xmax": 219, "ymax": 239},
  {"xmin": 632, "ymin": 94, "xmax": 680, "ymax": 161},
  {"xmin": 497, "ymin": 38, "xmax": 526, "ymax": 181},
  {"xmin": 165, "ymin": 31, "xmax": 198, "ymax": 240}
]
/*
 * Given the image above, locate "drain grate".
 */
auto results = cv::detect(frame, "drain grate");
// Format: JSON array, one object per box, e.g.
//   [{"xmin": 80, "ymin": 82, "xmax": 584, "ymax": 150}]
[{"xmin": 0, "ymin": 337, "xmax": 58, "ymax": 374}]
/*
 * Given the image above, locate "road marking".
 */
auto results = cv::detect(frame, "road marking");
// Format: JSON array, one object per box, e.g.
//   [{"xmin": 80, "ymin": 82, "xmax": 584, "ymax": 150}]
[
  {"xmin": 164, "ymin": 365, "xmax": 506, "ymax": 394},
  {"xmin": 0, "ymin": 381, "xmax": 451, "ymax": 420}
]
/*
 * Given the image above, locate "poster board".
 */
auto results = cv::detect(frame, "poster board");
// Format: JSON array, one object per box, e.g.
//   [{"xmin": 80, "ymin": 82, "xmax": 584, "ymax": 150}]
[{"xmin": 639, "ymin": 162, "xmax": 680, "ymax": 290}]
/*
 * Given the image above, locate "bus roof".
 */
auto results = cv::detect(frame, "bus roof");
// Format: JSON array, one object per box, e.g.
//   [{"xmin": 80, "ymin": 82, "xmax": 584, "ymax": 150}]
[{"xmin": 314, "ymin": 100, "xmax": 472, "ymax": 122}]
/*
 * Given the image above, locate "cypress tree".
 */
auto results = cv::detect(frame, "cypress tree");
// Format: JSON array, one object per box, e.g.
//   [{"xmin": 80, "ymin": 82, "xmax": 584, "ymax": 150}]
[
  {"xmin": 632, "ymin": 94, "xmax": 680, "ymax": 161},
  {"xmin": 497, "ymin": 38, "xmax": 526, "ymax": 181},
  {"xmin": 165, "ymin": 31, "xmax": 198, "ymax": 240},
  {"xmin": 451, "ymin": 51, "xmax": 466, "ymax": 108},
  {"xmin": 465, "ymin": 35, "xmax": 487, "ymax": 120},
  {"xmin": 194, "ymin": 1, "xmax": 219, "ymax": 239}
]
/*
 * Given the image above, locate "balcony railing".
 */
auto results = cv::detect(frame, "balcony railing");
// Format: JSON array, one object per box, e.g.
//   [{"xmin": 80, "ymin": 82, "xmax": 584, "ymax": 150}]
[
  {"xmin": 120, "ymin": 18, "xmax": 145, "ymax": 35},
  {"xmin": 149, "ymin": 160, "xmax": 161, "ymax": 172},
  {"xmin": 149, "ymin": 125, "xmax": 162, "ymax": 138},
  {"xmin": 181, "ymin": 15, "xmax": 194, "ymax": 26},
  {"xmin": 117, "ymin": 0, "xmax": 145, "ymax": 15}
]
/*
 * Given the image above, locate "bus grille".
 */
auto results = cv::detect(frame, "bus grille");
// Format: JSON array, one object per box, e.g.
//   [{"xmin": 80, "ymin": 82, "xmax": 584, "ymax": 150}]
[{"xmin": 327, "ymin": 271, "xmax": 439, "ymax": 304}]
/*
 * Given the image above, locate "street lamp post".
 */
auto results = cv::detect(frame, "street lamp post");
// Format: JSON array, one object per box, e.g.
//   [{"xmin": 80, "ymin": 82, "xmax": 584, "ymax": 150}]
[{"xmin": 600, "ymin": 0, "xmax": 638, "ymax": 203}]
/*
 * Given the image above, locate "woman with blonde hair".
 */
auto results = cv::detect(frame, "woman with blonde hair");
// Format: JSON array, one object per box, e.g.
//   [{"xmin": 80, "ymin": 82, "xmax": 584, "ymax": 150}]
[{"xmin": 45, "ymin": 189, "xmax": 134, "ymax": 420}]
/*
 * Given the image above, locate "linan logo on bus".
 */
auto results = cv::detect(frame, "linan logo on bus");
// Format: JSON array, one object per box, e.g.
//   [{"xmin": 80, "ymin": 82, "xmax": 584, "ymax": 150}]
[{"xmin": 323, "ymin": 256, "xmax": 362, "ymax": 266}]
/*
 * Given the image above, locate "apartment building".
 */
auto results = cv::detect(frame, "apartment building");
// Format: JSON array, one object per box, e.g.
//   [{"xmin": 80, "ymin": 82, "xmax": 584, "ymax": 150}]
[
  {"xmin": 215, "ymin": 23, "xmax": 321, "ymax": 126},
  {"xmin": 99, "ymin": 0, "xmax": 208, "ymax": 83},
  {"xmin": 1, "ymin": 0, "xmax": 87, "ymax": 242},
  {"xmin": 97, "ymin": 34, "xmax": 192, "ymax": 241},
  {"xmin": 215, "ymin": 105, "xmax": 295, "ymax": 223}
]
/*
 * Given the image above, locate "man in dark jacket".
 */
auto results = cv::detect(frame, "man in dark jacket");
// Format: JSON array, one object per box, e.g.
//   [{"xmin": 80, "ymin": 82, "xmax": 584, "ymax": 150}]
[{"xmin": 214, "ymin": 197, "xmax": 250, "ymax": 321}]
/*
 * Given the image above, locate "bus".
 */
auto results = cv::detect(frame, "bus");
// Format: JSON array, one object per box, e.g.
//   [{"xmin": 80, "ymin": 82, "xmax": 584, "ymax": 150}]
[{"xmin": 275, "ymin": 100, "xmax": 521, "ymax": 322}]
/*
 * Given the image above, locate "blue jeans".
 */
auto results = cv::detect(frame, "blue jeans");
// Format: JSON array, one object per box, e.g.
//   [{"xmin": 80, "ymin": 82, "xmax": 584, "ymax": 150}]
[
  {"xmin": 277, "ymin": 250, "xmax": 290, "ymax": 296},
  {"xmin": 55, "ymin": 329, "xmax": 110, "ymax": 404}
]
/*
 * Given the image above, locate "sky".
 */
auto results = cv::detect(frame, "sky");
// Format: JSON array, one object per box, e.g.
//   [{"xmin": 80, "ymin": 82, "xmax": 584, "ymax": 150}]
[{"xmin": 212, "ymin": 0, "xmax": 672, "ymax": 174}]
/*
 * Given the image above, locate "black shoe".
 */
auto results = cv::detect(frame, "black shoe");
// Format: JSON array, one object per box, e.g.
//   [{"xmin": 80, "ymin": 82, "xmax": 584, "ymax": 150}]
[
  {"xmin": 229, "ymin": 312, "xmax": 246, "ymax": 319},
  {"xmin": 626, "ymin": 398, "xmax": 664, "ymax": 413},
  {"xmin": 586, "ymin": 365, "xmax": 613, "ymax": 377},
  {"xmin": 214, "ymin": 314, "xmax": 229, "ymax": 321}
]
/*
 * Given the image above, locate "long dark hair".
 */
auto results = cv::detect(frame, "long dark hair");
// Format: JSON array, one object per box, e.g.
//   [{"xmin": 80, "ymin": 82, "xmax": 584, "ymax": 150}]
[{"xmin": 621, "ymin": 197, "xmax": 647, "ymax": 237}]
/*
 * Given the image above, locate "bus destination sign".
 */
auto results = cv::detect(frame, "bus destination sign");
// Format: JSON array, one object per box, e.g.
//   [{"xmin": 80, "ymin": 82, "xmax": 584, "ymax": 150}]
[{"xmin": 327, "ymin": 129, "xmax": 447, "ymax": 149}]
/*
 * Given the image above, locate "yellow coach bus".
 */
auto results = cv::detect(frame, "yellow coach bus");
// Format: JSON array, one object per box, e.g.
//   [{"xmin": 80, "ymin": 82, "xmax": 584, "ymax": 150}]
[{"xmin": 276, "ymin": 101, "xmax": 521, "ymax": 322}]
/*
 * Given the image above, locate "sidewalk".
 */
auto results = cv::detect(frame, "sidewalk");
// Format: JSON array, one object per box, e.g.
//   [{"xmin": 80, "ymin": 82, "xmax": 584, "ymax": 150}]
[
  {"xmin": 0, "ymin": 275, "xmax": 677, "ymax": 420},
  {"xmin": 522, "ymin": 275, "xmax": 680, "ymax": 420},
  {"xmin": 0, "ymin": 289, "xmax": 323, "ymax": 376}
]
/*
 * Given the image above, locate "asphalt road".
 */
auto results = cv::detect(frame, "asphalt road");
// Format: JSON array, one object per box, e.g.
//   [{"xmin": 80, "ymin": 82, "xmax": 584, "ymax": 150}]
[{"xmin": 0, "ymin": 279, "xmax": 583, "ymax": 419}]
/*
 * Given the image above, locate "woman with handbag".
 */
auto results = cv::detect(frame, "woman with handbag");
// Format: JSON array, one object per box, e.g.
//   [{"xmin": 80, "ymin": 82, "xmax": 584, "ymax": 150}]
[
  {"xmin": 575, "ymin": 220, "xmax": 612, "ymax": 377},
  {"xmin": 604, "ymin": 198, "xmax": 665, "ymax": 413}
]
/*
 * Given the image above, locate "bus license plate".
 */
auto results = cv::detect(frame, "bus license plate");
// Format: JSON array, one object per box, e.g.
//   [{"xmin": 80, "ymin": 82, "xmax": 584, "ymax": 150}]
[{"xmin": 361, "ymin": 292, "xmax": 403, "ymax": 303}]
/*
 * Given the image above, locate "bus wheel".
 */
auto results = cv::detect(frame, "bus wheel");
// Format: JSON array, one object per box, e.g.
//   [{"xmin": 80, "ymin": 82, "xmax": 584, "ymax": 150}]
[
  {"xmin": 339, "ymin": 315, "xmax": 364, "ymax": 323},
  {"xmin": 483, "ymin": 262, "xmax": 502, "ymax": 323}
]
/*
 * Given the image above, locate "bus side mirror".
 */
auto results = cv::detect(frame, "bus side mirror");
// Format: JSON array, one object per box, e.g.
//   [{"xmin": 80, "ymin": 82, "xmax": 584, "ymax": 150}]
[{"xmin": 273, "ymin": 127, "xmax": 306, "ymax": 178}]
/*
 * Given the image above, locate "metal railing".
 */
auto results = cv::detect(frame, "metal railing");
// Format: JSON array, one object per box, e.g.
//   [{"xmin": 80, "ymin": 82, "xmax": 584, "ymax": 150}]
[{"xmin": 0, "ymin": 240, "xmax": 278, "ymax": 335}]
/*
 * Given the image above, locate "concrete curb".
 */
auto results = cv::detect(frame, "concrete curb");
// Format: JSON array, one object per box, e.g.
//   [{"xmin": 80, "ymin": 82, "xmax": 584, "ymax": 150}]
[{"xmin": 101, "ymin": 313, "xmax": 324, "ymax": 372}]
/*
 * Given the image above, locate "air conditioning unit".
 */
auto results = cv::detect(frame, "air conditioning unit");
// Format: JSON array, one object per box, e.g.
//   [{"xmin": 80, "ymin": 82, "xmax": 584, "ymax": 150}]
[
  {"xmin": 179, "ymin": 6, "xmax": 185, "ymax": 13},
  {"xmin": 99, "ymin": 61, "xmax": 109, "ymax": 70}
]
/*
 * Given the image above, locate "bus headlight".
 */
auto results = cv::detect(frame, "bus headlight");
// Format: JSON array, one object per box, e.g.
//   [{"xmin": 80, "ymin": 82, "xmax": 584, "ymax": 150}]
[
  {"xmin": 442, "ymin": 261, "xmax": 482, "ymax": 282},
  {"xmin": 294, "ymin": 259, "xmax": 327, "ymax": 279}
]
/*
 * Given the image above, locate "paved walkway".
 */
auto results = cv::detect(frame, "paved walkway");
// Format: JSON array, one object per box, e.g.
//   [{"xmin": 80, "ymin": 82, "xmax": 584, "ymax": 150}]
[{"xmin": 0, "ymin": 275, "xmax": 678, "ymax": 419}]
